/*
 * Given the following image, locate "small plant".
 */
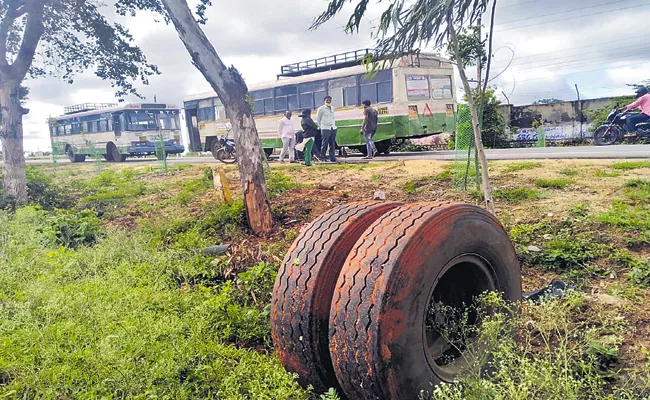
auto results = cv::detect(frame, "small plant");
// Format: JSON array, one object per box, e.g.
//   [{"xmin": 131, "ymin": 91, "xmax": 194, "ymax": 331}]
[
  {"xmin": 370, "ymin": 173, "xmax": 382, "ymax": 182},
  {"xmin": 434, "ymin": 168, "xmax": 452, "ymax": 181},
  {"xmin": 599, "ymin": 202, "xmax": 650, "ymax": 231},
  {"xmin": 402, "ymin": 181, "xmax": 418, "ymax": 194},
  {"xmin": 611, "ymin": 161, "xmax": 650, "ymax": 170},
  {"xmin": 52, "ymin": 208, "xmax": 102, "ymax": 248},
  {"xmin": 493, "ymin": 187, "xmax": 540, "ymax": 202},
  {"xmin": 535, "ymin": 178, "xmax": 572, "ymax": 189},
  {"xmin": 559, "ymin": 168, "xmax": 578, "ymax": 176},
  {"xmin": 503, "ymin": 162, "xmax": 542, "ymax": 173}
]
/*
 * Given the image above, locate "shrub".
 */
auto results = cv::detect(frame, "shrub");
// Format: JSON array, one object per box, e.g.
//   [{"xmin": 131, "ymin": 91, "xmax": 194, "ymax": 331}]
[
  {"xmin": 50, "ymin": 208, "xmax": 102, "ymax": 248},
  {"xmin": 266, "ymin": 172, "xmax": 300, "ymax": 199}
]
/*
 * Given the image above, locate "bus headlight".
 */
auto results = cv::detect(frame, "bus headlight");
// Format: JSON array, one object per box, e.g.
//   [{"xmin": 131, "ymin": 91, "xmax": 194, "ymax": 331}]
[
  {"xmin": 173, "ymin": 135, "xmax": 180, "ymax": 141},
  {"xmin": 139, "ymin": 136, "xmax": 147, "ymax": 141}
]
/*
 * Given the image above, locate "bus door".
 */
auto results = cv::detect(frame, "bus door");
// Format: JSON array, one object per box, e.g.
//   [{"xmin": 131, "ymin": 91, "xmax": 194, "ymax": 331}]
[
  {"xmin": 185, "ymin": 108, "xmax": 202, "ymax": 152},
  {"xmin": 112, "ymin": 112, "xmax": 123, "ymax": 136}
]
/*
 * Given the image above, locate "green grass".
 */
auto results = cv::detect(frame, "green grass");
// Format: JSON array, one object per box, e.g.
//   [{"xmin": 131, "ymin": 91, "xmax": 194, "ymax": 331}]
[
  {"xmin": 503, "ymin": 161, "xmax": 542, "ymax": 173},
  {"xmin": 559, "ymin": 168, "xmax": 578, "ymax": 176},
  {"xmin": 611, "ymin": 161, "xmax": 650, "ymax": 170},
  {"xmin": 595, "ymin": 170, "xmax": 621, "ymax": 178},
  {"xmin": 493, "ymin": 187, "xmax": 540, "ymax": 202},
  {"xmin": 370, "ymin": 173, "xmax": 382, "ymax": 182},
  {"xmin": 625, "ymin": 179, "xmax": 650, "ymax": 202},
  {"xmin": 535, "ymin": 178, "xmax": 573, "ymax": 189},
  {"xmin": 598, "ymin": 202, "xmax": 650, "ymax": 231},
  {"xmin": 0, "ymin": 206, "xmax": 310, "ymax": 399}
]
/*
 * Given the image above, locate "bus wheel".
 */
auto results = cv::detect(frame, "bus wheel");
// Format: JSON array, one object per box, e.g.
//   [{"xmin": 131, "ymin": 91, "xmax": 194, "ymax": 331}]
[
  {"xmin": 66, "ymin": 147, "xmax": 86, "ymax": 163},
  {"xmin": 376, "ymin": 141, "xmax": 391, "ymax": 155},
  {"xmin": 108, "ymin": 143, "xmax": 126, "ymax": 163},
  {"xmin": 264, "ymin": 148, "xmax": 274, "ymax": 158},
  {"xmin": 103, "ymin": 154, "xmax": 113, "ymax": 162}
]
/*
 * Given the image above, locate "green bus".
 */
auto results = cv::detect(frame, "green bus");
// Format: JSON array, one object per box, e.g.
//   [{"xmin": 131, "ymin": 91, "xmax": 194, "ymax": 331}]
[{"xmin": 183, "ymin": 49, "xmax": 456, "ymax": 156}]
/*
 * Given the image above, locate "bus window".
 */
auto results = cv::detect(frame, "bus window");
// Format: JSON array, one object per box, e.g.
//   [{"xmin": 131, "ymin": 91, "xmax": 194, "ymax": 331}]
[
  {"xmin": 215, "ymin": 102, "xmax": 227, "ymax": 120},
  {"xmin": 64, "ymin": 124, "xmax": 72, "ymax": 135},
  {"xmin": 125, "ymin": 110, "xmax": 157, "ymax": 130},
  {"xmin": 264, "ymin": 98, "xmax": 274, "ymax": 115},
  {"xmin": 254, "ymin": 100, "xmax": 264, "ymax": 115},
  {"xmin": 329, "ymin": 76, "xmax": 357, "ymax": 108},
  {"xmin": 298, "ymin": 80, "xmax": 326, "ymax": 110},
  {"xmin": 430, "ymin": 75, "xmax": 453, "ymax": 99},
  {"xmin": 98, "ymin": 119, "xmax": 108, "ymax": 132},
  {"xmin": 197, "ymin": 99, "xmax": 216, "ymax": 122},
  {"xmin": 113, "ymin": 113, "xmax": 122, "ymax": 136},
  {"xmin": 360, "ymin": 69, "xmax": 392, "ymax": 104},
  {"xmin": 159, "ymin": 111, "xmax": 180, "ymax": 130},
  {"xmin": 274, "ymin": 86, "xmax": 298, "ymax": 112}
]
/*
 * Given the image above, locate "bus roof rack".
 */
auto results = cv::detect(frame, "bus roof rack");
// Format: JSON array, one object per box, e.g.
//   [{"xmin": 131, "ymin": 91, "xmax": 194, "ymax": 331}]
[
  {"xmin": 277, "ymin": 49, "xmax": 376, "ymax": 79},
  {"xmin": 64, "ymin": 103, "xmax": 118, "ymax": 115}
]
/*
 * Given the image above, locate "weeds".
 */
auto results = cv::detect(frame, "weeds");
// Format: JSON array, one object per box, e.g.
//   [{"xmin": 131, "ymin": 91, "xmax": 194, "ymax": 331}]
[
  {"xmin": 423, "ymin": 293, "xmax": 647, "ymax": 400},
  {"xmin": 611, "ymin": 161, "xmax": 650, "ymax": 170},
  {"xmin": 559, "ymin": 168, "xmax": 578, "ymax": 176},
  {"xmin": 535, "ymin": 178, "xmax": 573, "ymax": 189},
  {"xmin": 493, "ymin": 187, "xmax": 540, "ymax": 202},
  {"xmin": 599, "ymin": 202, "xmax": 650, "ymax": 231},
  {"xmin": 266, "ymin": 171, "xmax": 300, "ymax": 199},
  {"xmin": 625, "ymin": 179, "xmax": 650, "ymax": 202},
  {"xmin": 595, "ymin": 170, "xmax": 621, "ymax": 178},
  {"xmin": 503, "ymin": 161, "xmax": 542, "ymax": 173}
]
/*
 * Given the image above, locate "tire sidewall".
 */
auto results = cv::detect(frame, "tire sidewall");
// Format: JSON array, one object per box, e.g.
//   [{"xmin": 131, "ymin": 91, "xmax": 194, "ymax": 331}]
[{"xmin": 376, "ymin": 208, "xmax": 521, "ymax": 397}]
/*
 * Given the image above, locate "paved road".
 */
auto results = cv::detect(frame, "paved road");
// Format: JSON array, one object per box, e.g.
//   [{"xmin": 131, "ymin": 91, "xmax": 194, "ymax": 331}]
[{"xmin": 22, "ymin": 144, "xmax": 650, "ymax": 165}]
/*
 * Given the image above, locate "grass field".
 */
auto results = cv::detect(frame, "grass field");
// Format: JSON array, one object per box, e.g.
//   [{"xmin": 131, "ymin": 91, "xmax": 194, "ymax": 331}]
[{"xmin": 1, "ymin": 158, "xmax": 650, "ymax": 399}]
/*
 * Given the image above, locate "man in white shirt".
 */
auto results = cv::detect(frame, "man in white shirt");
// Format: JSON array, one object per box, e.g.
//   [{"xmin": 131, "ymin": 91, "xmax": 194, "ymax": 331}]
[
  {"xmin": 316, "ymin": 96, "xmax": 337, "ymax": 162},
  {"xmin": 277, "ymin": 110, "xmax": 296, "ymax": 163}
]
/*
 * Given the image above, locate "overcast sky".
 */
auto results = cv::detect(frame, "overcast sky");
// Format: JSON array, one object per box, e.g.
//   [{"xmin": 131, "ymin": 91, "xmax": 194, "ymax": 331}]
[{"xmin": 20, "ymin": 0, "xmax": 650, "ymax": 151}]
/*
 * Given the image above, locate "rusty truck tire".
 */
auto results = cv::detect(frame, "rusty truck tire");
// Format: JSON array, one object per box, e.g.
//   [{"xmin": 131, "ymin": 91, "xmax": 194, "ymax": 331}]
[
  {"xmin": 271, "ymin": 201, "xmax": 403, "ymax": 392},
  {"xmin": 329, "ymin": 202, "xmax": 522, "ymax": 400}
]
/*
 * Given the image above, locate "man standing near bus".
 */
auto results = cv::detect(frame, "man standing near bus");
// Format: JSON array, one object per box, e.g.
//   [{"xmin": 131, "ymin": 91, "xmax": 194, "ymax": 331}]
[
  {"xmin": 278, "ymin": 110, "xmax": 296, "ymax": 163},
  {"xmin": 361, "ymin": 100, "xmax": 378, "ymax": 159},
  {"xmin": 317, "ymin": 96, "xmax": 337, "ymax": 162}
]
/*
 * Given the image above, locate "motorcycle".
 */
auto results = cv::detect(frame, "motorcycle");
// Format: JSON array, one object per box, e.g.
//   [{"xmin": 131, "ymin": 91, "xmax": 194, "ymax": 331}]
[
  {"xmin": 593, "ymin": 108, "xmax": 650, "ymax": 146},
  {"xmin": 211, "ymin": 133, "xmax": 237, "ymax": 164}
]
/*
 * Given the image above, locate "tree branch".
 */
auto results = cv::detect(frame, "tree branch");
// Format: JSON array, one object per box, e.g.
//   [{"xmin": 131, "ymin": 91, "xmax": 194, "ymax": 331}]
[
  {"xmin": 10, "ymin": 0, "xmax": 45, "ymax": 81},
  {"xmin": 0, "ymin": 0, "xmax": 22, "ymax": 66}
]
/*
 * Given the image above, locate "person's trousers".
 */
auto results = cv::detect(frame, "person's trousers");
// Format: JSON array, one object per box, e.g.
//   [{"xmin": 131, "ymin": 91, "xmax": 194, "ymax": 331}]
[
  {"xmin": 364, "ymin": 130, "xmax": 377, "ymax": 156},
  {"xmin": 279, "ymin": 136, "xmax": 295, "ymax": 161},
  {"xmin": 303, "ymin": 138, "xmax": 314, "ymax": 166},
  {"xmin": 626, "ymin": 113, "xmax": 650, "ymax": 133},
  {"xmin": 321, "ymin": 128, "xmax": 337, "ymax": 161}
]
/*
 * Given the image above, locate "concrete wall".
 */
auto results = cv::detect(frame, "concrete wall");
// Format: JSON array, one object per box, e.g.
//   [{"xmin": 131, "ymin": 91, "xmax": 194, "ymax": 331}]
[{"xmin": 499, "ymin": 97, "xmax": 621, "ymax": 141}]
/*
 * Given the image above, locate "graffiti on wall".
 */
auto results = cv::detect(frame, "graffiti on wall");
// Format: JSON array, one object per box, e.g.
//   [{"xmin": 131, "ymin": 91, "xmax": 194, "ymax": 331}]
[{"xmin": 513, "ymin": 125, "xmax": 593, "ymax": 141}]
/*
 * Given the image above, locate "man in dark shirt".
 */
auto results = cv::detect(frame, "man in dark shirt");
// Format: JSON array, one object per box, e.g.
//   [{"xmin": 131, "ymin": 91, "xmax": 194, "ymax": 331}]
[
  {"xmin": 299, "ymin": 109, "xmax": 322, "ymax": 162},
  {"xmin": 361, "ymin": 100, "xmax": 378, "ymax": 159}
]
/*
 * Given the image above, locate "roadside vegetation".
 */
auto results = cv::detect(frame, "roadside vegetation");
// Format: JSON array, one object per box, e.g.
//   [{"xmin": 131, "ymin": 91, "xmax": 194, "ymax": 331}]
[{"xmin": 1, "ymin": 158, "xmax": 650, "ymax": 398}]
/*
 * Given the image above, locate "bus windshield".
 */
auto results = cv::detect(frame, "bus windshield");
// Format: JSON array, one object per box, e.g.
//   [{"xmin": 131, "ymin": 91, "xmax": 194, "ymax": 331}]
[{"xmin": 125, "ymin": 110, "xmax": 180, "ymax": 131}]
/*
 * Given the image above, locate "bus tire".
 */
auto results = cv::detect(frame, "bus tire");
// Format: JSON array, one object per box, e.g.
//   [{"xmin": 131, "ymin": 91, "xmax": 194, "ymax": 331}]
[
  {"xmin": 108, "ymin": 143, "xmax": 126, "ymax": 163},
  {"xmin": 103, "ymin": 154, "xmax": 113, "ymax": 162},
  {"xmin": 66, "ymin": 147, "xmax": 86, "ymax": 163},
  {"xmin": 271, "ymin": 201, "xmax": 403, "ymax": 393},
  {"xmin": 375, "ymin": 140, "xmax": 391, "ymax": 155},
  {"xmin": 329, "ymin": 202, "xmax": 522, "ymax": 400},
  {"xmin": 264, "ymin": 148, "xmax": 274, "ymax": 158}
]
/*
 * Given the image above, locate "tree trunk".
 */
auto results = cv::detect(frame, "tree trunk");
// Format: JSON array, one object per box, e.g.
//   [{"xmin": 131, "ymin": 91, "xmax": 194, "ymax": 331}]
[
  {"xmin": 160, "ymin": 0, "xmax": 274, "ymax": 236},
  {"xmin": 0, "ymin": 80, "xmax": 27, "ymax": 203},
  {"xmin": 448, "ymin": 18, "xmax": 495, "ymax": 215}
]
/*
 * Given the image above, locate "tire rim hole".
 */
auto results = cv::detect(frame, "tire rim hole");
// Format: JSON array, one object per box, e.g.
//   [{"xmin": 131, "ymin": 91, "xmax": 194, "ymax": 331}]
[{"xmin": 424, "ymin": 257, "xmax": 497, "ymax": 380}]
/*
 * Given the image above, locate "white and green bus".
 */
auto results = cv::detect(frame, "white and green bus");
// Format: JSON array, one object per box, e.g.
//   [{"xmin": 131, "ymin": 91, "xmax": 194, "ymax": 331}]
[
  {"xmin": 183, "ymin": 49, "xmax": 457, "ymax": 157},
  {"xmin": 49, "ymin": 103, "xmax": 185, "ymax": 162}
]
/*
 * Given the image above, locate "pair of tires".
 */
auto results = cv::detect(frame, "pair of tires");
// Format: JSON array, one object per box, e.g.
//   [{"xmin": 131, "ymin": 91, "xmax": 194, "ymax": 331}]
[{"xmin": 270, "ymin": 201, "xmax": 522, "ymax": 400}]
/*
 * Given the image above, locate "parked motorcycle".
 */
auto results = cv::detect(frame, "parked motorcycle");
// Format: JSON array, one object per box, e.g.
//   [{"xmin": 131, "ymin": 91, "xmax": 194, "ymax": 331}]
[
  {"xmin": 211, "ymin": 133, "xmax": 237, "ymax": 164},
  {"xmin": 593, "ymin": 108, "xmax": 650, "ymax": 145}
]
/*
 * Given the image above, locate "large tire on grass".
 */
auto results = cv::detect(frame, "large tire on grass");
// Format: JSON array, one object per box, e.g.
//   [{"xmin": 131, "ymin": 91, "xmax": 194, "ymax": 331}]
[
  {"xmin": 271, "ymin": 201, "xmax": 403, "ymax": 393},
  {"xmin": 329, "ymin": 202, "xmax": 522, "ymax": 400}
]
